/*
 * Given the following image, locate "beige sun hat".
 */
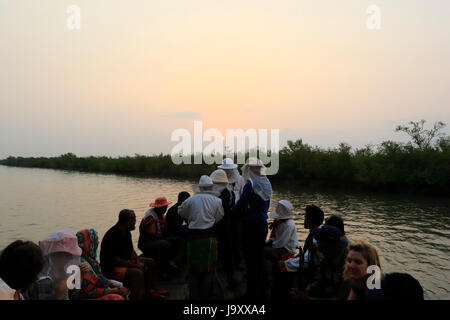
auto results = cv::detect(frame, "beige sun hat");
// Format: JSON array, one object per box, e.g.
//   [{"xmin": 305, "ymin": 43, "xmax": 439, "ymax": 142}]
[
  {"xmin": 245, "ymin": 157, "xmax": 265, "ymax": 167},
  {"xmin": 210, "ymin": 169, "xmax": 229, "ymax": 184}
]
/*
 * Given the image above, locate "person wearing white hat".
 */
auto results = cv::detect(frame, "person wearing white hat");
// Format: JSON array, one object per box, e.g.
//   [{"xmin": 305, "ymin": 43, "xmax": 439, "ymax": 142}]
[
  {"xmin": 178, "ymin": 175, "xmax": 224, "ymax": 300},
  {"xmin": 263, "ymin": 200, "xmax": 298, "ymax": 299},
  {"xmin": 210, "ymin": 169, "xmax": 238, "ymax": 288},
  {"xmin": 218, "ymin": 158, "xmax": 246, "ymax": 271},
  {"xmin": 232, "ymin": 157, "xmax": 273, "ymax": 300},
  {"xmin": 218, "ymin": 158, "xmax": 245, "ymax": 202}
]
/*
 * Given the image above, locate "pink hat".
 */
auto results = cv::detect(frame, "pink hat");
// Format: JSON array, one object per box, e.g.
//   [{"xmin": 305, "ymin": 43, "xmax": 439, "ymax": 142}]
[
  {"xmin": 149, "ymin": 197, "xmax": 172, "ymax": 208},
  {"xmin": 39, "ymin": 229, "xmax": 82, "ymax": 257}
]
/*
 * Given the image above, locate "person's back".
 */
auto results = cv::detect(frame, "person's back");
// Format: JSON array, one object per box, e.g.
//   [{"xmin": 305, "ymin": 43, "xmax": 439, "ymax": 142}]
[
  {"xmin": 234, "ymin": 178, "xmax": 271, "ymax": 223},
  {"xmin": 382, "ymin": 272, "xmax": 424, "ymax": 300},
  {"xmin": 306, "ymin": 225, "xmax": 349, "ymax": 299},
  {"xmin": 272, "ymin": 219, "xmax": 298, "ymax": 254},
  {"xmin": 165, "ymin": 203, "xmax": 184, "ymax": 236},
  {"xmin": 100, "ymin": 224, "xmax": 132, "ymax": 275},
  {"xmin": 0, "ymin": 240, "xmax": 44, "ymax": 300},
  {"xmin": 178, "ymin": 192, "xmax": 224, "ymax": 230}
]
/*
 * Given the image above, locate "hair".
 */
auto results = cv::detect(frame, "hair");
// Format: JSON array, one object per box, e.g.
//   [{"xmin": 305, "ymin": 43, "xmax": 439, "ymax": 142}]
[
  {"xmin": 325, "ymin": 215, "xmax": 345, "ymax": 234},
  {"xmin": 118, "ymin": 209, "xmax": 134, "ymax": 225},
  {"xmin": 382, "ymin": 273, "xmax": 424, "ymax": 300},
  {"xmin": 344, "ymin": 240, "xmax": 381, "ymax": 281},
  {"xmin": 0, "ymin": 240, "xmax": 44, "ymax": 291},
  {"xmin": 178, "ymin": 191, "xmax": 190, "ymax": 203},
  {"xmin": 305, "ymin": 205, "xmax": 324, "ymax": 227}
]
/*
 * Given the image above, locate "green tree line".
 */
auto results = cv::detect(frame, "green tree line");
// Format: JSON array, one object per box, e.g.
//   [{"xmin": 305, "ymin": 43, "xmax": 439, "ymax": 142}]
[{"xmin": 1, "ymin": 121, "xmax": 449, "ymax": 195}]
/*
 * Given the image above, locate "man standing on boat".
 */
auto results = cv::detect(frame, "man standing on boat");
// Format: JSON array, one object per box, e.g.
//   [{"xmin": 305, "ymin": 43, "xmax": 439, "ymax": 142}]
[
  {"xmin": 178, "ymin": 175, "xmax": 224, "ymax": 300},
  {"xmin": 218, "ymin": 158, "xmax": 246, "ymax": 271}
]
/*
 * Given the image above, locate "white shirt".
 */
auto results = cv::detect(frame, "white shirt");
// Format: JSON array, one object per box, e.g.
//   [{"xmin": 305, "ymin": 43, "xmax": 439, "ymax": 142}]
[
  {"xmin": 284, "ymin": 238, "xmax": 318, "ymax": 272},
  {"xmin": 272, "ymin": 219, "xmax": 298, "ymax": 254},
  {"xmin": 0, "ymin": 277, "xmax": 16, "ymax": 300},
  {"xmin": 178, "ymin": 193, "xmax": 224, "ymax": 229}
]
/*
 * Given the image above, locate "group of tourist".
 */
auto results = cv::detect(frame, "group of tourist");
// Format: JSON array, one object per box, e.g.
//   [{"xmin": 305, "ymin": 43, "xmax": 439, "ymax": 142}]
[{"xmin": 0, "ymin": 157, "xmax": 424, "ymax": 300}]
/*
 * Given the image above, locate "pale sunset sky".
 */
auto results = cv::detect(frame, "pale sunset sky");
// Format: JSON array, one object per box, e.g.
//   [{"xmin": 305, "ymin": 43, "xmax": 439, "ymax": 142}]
[{"xmin": 0, "ymin": 0, "xmax": 449, "ymax": 158}]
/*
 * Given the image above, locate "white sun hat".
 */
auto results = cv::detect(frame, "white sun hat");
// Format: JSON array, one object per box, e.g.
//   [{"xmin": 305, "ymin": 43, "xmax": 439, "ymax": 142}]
[
  {"xmin": 192, "ymin": 175, "xmax": 222, "ymax": 195},
  {"xmin": 270, "ymin": 200, "xmax": 294, "ymax": 220},
  {"xmin": 218, "ymin": 158, "xmax": 238, "ymax": 170}
]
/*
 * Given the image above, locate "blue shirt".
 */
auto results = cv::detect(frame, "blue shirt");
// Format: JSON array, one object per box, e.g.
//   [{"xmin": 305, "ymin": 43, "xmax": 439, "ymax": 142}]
[{"xmin": 232, "ymin": 180, "xmax": 270, "ymax": 224}]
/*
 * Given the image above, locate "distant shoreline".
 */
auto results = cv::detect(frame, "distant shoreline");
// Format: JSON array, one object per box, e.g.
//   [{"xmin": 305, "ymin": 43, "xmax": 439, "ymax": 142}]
[{"xmin": 1, "ymin": 143, "xmax": 449, "ymax": 196}]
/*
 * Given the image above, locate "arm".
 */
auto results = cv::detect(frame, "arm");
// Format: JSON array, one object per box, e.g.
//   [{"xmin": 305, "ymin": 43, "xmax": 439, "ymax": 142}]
[
  {"xmin": 112, "ymin": 256, "xmax": 141, "ymax": 269},
  {"xmin": 178, "ymin": 200, "xmax": 190, "ymax": 221}
]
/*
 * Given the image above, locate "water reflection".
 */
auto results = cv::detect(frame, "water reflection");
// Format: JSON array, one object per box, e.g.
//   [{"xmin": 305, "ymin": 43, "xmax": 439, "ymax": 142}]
[{"xmin": 0, "ymin": 165, "xmax": 449, "ymax": 299}]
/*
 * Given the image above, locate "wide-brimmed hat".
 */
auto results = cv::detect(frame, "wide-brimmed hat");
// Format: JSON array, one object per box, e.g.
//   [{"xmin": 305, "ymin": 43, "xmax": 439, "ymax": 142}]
[
  {"xmin": 192, "ymin": 175, "xmax": 222, "ymax": 195},
  {"xmin": 218, "ymin": 158, "xmax": 238, "ymax": 170},
  {"xmin": 210, "ymin": 169, "xmax": 229, "ymax": 184},
  {"xmin": 149, "ymin": 197, "xmax": 172, "ymax": 207},
  {"xmin": 39, "ymin": 229, "xmax": 82, "ymax": 257},
  {"xmin": 312, "ymin": 225, "xmax": 348, "ymax": 249},
  {"xmin": 245, "ymin": 157, "xmax": 265, "ymax": 167},
  {"xmin": 270, "ymin": 200, "xmax": 294, "ymax": 220}
]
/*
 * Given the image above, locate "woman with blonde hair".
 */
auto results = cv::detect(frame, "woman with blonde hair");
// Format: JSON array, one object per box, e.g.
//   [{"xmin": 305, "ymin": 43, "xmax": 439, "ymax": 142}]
[{"xmin": 344, "ymin": 240, "xmax": 383, "ymax": 300}]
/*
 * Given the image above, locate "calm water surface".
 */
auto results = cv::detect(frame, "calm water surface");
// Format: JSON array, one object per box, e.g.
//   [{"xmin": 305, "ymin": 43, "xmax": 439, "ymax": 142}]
[{"xmin": 0, "ymin": 165, "xmax": 449, "ymax": 299}]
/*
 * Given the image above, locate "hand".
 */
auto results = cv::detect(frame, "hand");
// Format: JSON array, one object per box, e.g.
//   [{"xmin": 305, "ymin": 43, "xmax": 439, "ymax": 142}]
[
  {"xmin": 108, "ymin": 287, "xmax": 120, "ymax": 294},
  {"xmin": 119, "ymin": 286, "xmax": 127, "ymax": 296},
  {"xmin": 79, "ymin": 262, "xmax": 90, "ymax": 276}
]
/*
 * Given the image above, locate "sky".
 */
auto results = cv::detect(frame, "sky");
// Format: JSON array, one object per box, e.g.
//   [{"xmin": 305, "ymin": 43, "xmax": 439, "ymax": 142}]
[{"xmin": 0, "ymin": 0, "xmax": 449, "ymax": 158}]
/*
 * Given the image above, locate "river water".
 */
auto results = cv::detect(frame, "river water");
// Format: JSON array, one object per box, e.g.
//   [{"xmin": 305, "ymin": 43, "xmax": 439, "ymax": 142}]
[{"xmin": 0, "ymin": 165, "xmax": 449, "ymax": 299}]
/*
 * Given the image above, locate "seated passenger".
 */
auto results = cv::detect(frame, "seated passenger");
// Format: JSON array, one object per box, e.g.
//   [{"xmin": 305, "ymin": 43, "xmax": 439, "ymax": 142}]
[
  {"xmin": 138, "ymin": 197, "xmax": 182, "ymax": 278},
  {"xmin": 76, "ymin": 229, "xmax": 127, "ymax": 300},
  {"xmin": 101, "ymin": 209, "xmax": 166, "ymax": 300},
  {"xmin": 291, "ymin": 225, "xmax": 349, "ymax": 300},
  {"xmin": 344, "ymin": 240, "xmax": 383, "ymax": 300},
  {"xmin": 0, "ymin": 240, "xmax": 44, "ymax": 300}
]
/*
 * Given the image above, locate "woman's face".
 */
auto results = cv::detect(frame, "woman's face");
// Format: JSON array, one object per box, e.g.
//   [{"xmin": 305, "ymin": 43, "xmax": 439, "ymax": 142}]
[
  {"xmin": 346, "ymin": 250, "xmax": 369, "ymax": 280},
  {"xmin": 50, "ymin": 252, "xmax": 73, "ymax": 268}
]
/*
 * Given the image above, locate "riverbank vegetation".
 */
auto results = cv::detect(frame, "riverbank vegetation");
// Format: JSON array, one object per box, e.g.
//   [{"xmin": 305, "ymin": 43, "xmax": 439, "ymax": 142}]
[{"xmin": 1, "ymin": 121, "xmax": 449, "ymax": 195}]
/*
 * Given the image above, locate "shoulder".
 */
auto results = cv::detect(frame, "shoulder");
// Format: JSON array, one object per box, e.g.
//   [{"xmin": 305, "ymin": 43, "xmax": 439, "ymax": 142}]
[
  {"xmin": 103, "ymin": 225, "xmax": 117, "ymax": 240},
  {"xmin": 286, "ymin": 219, "xmax": 296, "ymax": 228}
]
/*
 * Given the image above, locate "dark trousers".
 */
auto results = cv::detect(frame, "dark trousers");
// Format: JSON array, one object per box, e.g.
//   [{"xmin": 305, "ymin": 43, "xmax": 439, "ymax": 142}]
[
  {"xmin": 216, "ymin": 216, "xmax": 234, "ymax": 281},
  {"xmin": 242, "ymin": 220, "xmax": 268, "ymax": 300},
  {"xmin": 140, "ymin": 238, "xmax": 184, "ymax": 268},
  {"xmin": 231, "ymin": 215, "xmax": 245, "ymax": 266}
]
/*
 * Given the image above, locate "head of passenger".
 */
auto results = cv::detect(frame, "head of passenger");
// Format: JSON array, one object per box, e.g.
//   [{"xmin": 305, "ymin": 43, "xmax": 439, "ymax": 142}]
[
  {"xmin": 118, "ymin": 209, "xmax": 136, "ymax": 231},
  {"xmin": 177, "ymin": 191, "xmax": 190, "ymax": 204},
  {"xmin": 150, "ymin": 197, "xmax": 172, "ymax": 217},
  {"xmin": 76, "ymin": 229, "xmax": 99, "ymax": 260},
  {"xmin": 312, "ymin": 225, "xmax": 347, "ymax": 259},
  {"xmin": 381, "ymin": 272, "xmax": 424, "ymax": 300},
  {"xmin": 0, "ymin": 240, "xmax": 44, "ymax": 293},
  {"xmin": 344, "ymin": 240, "xmax": 381, "ymax": 284},
  {"xmin": 325, "ymin": 215, "xmax": 345, "ymax": 234},
  {"xmin": 304, "ymin": 205, "xmax": 324, "ymax": 230}
]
